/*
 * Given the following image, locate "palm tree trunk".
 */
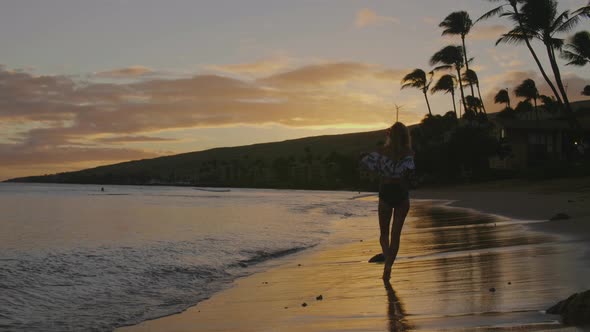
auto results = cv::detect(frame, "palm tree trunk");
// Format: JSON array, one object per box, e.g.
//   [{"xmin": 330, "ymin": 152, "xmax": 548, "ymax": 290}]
[
  {"xmin": 462, "ymin": 35, "xmax": 475, "ymax": 97},
  {"xmin": 451, "ymin": 90, "xmax": 457, "ymax": 116},
  {"xmin": 476, "ymin": 82, "xmax": 486, "ymax": 113},
  {"xmin": 546, "ymin": 44, "xmax": 573, "ymax": 114},
  {"xmin": 511, "ymin": 2, "xmax": 564, "ymax": 110},
  {"xmin": 456, "ymin": 67, "xmax": 468, "ymax": 116},
  {"xmin": 423, "ymin": 91, "xmax": 433, "ymax": 116}
]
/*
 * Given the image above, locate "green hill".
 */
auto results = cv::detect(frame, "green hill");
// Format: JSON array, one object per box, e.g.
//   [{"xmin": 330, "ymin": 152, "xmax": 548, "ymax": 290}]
[{"xmin": 6, "ymin": 129, "xmax": 387, "ymax": 190}]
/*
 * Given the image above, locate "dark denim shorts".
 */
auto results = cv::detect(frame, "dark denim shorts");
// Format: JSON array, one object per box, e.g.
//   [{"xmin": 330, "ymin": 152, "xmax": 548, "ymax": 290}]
[{"xmin": 379, "ymin": 183, "xmax": 409, "ymax": 207}]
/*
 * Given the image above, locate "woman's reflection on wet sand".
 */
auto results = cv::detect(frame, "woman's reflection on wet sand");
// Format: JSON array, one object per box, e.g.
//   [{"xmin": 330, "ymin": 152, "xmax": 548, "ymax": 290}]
[{"xmin": 384, "ymin": 280, "xmax": 411, "ymax": 332}]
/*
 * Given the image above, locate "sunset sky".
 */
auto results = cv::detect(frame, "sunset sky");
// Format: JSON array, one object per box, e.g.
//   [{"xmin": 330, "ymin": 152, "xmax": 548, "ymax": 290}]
[{"xmin": 1, "ymin": 0, "xmax": 589, "ymax": 180}]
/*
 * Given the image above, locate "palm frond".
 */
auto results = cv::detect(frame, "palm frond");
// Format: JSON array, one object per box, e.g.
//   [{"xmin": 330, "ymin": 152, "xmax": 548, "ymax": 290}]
[
  {"xmin": 561, "ymin": 50, "xmax": 588, "ymax": 66},
  {"xmin": 475, "ymin": 5, "xmax": 506, "ymax": 24},
  {"xmin": 432, "ymin": 65, "xmax": 453, "ymax": 72},
  {"xmin": 496, "ymin": 31, "xmax": 528, "ymax": 45},
  {"xmin": 572, "ymin": 5, "xmax": 590, "ymax": 18},
  {"xmin": 554, "ymin": 15, "xmax": 581, "ymax": 35},
  {"xmin": 551, "ymin": 11, "xmax": 570, "ymax": 32}
]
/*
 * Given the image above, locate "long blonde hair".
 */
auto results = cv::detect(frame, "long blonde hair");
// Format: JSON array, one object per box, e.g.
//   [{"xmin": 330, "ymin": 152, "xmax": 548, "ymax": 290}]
[{"xmin": 386, "ymin": 122, "xmax": 413, "ymax": 161}]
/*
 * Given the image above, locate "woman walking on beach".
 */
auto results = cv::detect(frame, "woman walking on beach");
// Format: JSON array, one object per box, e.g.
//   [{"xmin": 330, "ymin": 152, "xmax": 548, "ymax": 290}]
[{"xmin": 361, "ymin": 122, "xmax": 415, "ymax": 280}]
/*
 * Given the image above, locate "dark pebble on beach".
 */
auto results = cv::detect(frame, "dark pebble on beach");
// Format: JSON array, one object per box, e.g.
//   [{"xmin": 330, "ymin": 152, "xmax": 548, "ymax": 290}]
[
  {"xmin": 284, "ymin": 307, "xmax": 288, "ymax": 309},
  {"xmin": 360, "ymin": 240, "xmax": 363, "ymax": 242},
  {"xmin": 301, "ymin": 302, "xmax": 307, "ymax": 307},
  {"xmin": 550, "ymin": 213, "xmax": 571, "ymax": 221},
  {"xmin": 298, "ymin": 264, "xmax": 302, "ymax": 267},
  {"xmin": 489, "ymin": 287, "xmax": 496, "ymax": 292},
  {"xmin": 316, "ymin": 295, "xmax": 323, "ymax": 301},
  {"xmin": 508, "ymin": 282, "xmax": 512, "ymax": 285}
]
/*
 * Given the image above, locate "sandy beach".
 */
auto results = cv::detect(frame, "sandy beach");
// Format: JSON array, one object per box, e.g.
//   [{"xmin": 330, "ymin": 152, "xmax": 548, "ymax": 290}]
[{"xmin": 118, "ymin": 177, "xmax": 590, "ymax": 332}]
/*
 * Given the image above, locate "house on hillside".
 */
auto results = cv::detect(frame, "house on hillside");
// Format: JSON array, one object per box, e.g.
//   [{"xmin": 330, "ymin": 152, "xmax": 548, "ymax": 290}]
[
  {"xmin": 490, "ymin": 104, "xmax": 590, "ymax": 170},
  {"xmin": 490, "ymin": 118, "xmax": 571, "ymax": 169}
]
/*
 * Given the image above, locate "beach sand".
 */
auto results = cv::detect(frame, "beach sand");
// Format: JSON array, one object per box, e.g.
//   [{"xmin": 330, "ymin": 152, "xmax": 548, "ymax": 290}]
[{"xmin": 118, "ymin": 177, "xmax": 590, "ymax": 332}]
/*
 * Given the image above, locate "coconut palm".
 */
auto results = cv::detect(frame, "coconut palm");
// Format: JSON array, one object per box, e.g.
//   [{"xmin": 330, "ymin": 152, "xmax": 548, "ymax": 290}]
[
  {"xmin": 401, "ymin": 69, "xmax": 434, "ymax": 116},
  {"xmin": 477, "ymin": 0, "xmax": 564, "ymax": 110},
  {"xmin": 561, "ymin": 31, "xmax": 590, "ymax": 66},
  {"xmin": 540, "ymin": 95, "xmax": 559, "ymax": 113},
  {"xmin": 494, "ymin": 89, "xmax": 511, "ymax": 109},
  {"xmin": 440, "ymin": 11, "xmax": 475, "ymax": 97},
  {"xmin": 465, "ymin": 96, "xmax": 483, "ymax": 116},
  {"xmin": 430, "ymin": 45, "xmax": 468, "ymax": 113},
  {"xmin": 462, "ymin": 69, "xmax": 486, "ymax": 113},
  {"xmin": 512, "ymin": 0, "xmax": 588, "ymax": 114},
  {"xmin": 515, "ymin": 78, "xmax": 539, "ymax": 119},
  {"xmin": 431, "ymin": 74, "xmax": 458, "ymax": 116}
]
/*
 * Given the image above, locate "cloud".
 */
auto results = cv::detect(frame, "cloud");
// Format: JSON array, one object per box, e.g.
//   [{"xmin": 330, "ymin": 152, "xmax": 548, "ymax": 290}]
[
  {"xmin": 206, "ymin": 57, "xmax": 291, "ymax": 76},
  {"xmin": 355, "ymin": 8, "xmax": 399, "ymax": 28},
  {"xmin": 94, "ymin": 66, "xmax": 154, "ymax": 78},
  {"xmin": 0, "ymin": 63, "xmax": 422, "ymax": 178},
  {"xmin": 258, "ymin": 62, "xmax": 376, "ymax": 86},
  {"xmin": 470, "ymin": 24, "xmax": 509, "ymax": 41},
  {"xmin": 96, "ymin": 135, "xmax": 178, "ymax": 144},
  {"xmin": 0, "ymin": 143, "xmax": 158, "ymax": 167},
  {"xmin": 422, "ymin": 16, "xmax": 439, "ymax": 25}
]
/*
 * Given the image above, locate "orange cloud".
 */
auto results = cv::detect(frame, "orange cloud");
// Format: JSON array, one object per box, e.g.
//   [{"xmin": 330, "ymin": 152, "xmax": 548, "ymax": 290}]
[
  {"xmin": 94, "ymin": 66, "xmax": 153, "ymax": 78},
  {"xmin": 96, "ymin": 135, "xmax": 178, "ymax": 144},
  {"xmin": 0, "ymin": 63, "xmax": 424, "ymax": 178},
  {"xmin": 355, "ymin": 8, "xmax": 399, "ymax": 28},
  {"xmin": 206, "ymin": 57, "xmax": 291, "ymax": 76},
  {"xmin": 470, "ymin": 24, "xmax": 509, "ymax": 41}
]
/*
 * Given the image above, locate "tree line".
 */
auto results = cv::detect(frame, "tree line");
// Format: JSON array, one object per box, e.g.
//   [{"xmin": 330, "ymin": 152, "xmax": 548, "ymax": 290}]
[{"xmin": 401, "ymin": 0, "xmax": 589, "ymax": 120}]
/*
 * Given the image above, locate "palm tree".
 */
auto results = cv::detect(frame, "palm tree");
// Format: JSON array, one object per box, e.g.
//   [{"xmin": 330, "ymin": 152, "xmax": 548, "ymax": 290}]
[
  {"xmin": 430, "ymin": 45, "xmax": 468, "ymax": 113},
  {"xmin": 465, "ymin": 96, "xmax": 483, "ymax": 116},
  {"xmin": 401, "ymin": 69, "xmax": 434, "ymax": 116},
  {"xmin": 494, "ymin": 89, "xmax": 511, "ymax": 109},
  {"xmin": 515, "ymin": 0, "xmax": 588, "ymax": 114},
  {"xmin": 561, "ymin": 31, "xmax": 590, "ymax": 66},
  {"xmin": 462, "ymin": 69, "xmax": 486, "ymax": 113},
  {"xmin": 515, "ymin": 78, "xmax": 539, "ymax": 119},
  {"xmin": 431, "ymin": 74, "xmax": 458, "ymax": 116},
  {"xmin": 477, "ymin": 0, "xmax": 564, "ymax": 110},
  {"xmin": 440, "ymin": 11, "xmax": 475, "ymax": 97},
  {"xmin": 540, "ymin": 94, "xmax": 559, "ymax": 113}
]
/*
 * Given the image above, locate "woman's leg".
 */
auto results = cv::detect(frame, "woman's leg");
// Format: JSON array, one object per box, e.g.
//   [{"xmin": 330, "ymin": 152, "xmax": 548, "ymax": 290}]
[
  {"xmin": 378, "ymin": 199, "xmax": 393, "ymax": 257},
  {"xmin": 384, "ymin": 199, "xmax": 410, "ymax": 280}
]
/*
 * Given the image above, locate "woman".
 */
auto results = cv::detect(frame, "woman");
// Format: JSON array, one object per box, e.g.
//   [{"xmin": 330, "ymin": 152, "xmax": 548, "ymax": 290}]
[{"xmin": 361, "ymin": 122, "xmax": 415, "ymax": 280}]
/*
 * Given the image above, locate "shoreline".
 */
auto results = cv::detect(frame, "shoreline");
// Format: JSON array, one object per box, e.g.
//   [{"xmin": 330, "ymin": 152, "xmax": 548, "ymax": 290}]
[{"xmin": 117, "ymin": 178, "xmax": 590, "ymax": 332}]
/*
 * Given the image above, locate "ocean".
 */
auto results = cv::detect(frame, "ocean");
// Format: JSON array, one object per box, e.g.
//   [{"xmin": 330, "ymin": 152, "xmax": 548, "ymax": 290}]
[
  {"xmin": 2, "ymin": 183, "xmax": 589, "ymax": 331},
  {"xmin": 0, "ymin": 183, "xmax": 372, "ymax": 331}
]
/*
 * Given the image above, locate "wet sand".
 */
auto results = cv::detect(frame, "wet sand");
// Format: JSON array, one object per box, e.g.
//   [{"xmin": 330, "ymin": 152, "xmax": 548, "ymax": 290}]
[{"xmin": 118, "ymin": 178, "xmax": 590, "ymax": 332}]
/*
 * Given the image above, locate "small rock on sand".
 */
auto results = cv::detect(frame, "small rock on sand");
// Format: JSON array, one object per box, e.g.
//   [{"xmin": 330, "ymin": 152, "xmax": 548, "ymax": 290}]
[
  {"xmin": 547, "ymin": 290, "xmax": 590, "ymax": 325},
  {"xmin": 316, "ymin": 295, "xmax": 323, "ymax": 301},
  {"xmin": 489, "ymin": 287, "xmax": 496, "ymax": 292},
  {"xmin": 301, "ymin": 302, "xmax": 307, "ymax": 307},
  {"xmin": 550, "ymin": 213, "xmax": 571, "ymax": 221}
]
